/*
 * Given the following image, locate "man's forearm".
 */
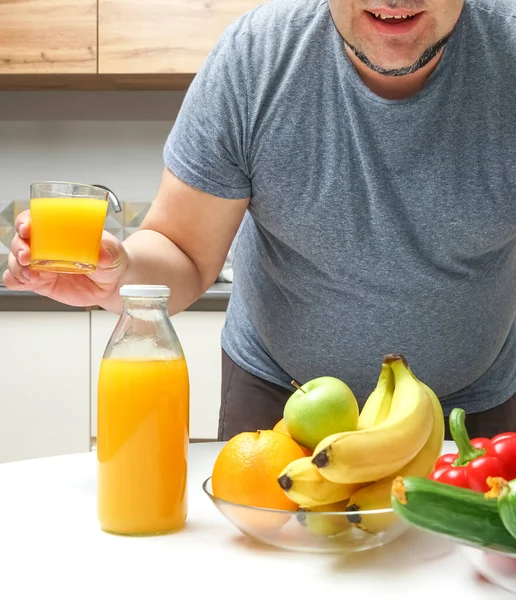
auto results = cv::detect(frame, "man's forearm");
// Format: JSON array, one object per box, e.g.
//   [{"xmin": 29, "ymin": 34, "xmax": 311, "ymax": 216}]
[{"xmin": 99, "ymin": 229, "xmax": 207, "ymax": 315}]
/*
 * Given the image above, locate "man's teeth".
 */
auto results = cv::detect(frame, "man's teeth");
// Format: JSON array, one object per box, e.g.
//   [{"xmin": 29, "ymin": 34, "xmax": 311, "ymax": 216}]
[{"xmin": 372, "ymin": 13, "xmax": 413, "ymax": 20}]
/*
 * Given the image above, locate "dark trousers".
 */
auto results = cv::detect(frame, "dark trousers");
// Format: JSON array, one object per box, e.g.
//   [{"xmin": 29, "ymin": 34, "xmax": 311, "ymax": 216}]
[{"xmin": 218, "ymin": 350, "xmax": 516, "ymax": 442}]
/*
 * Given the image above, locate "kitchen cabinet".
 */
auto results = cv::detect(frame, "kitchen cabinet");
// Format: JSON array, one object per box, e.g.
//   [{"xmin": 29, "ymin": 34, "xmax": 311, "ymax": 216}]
[
  {"xmin": 98, "ymin": 0, "xmax": 267, "ymax": 74},
  {"xmin": 0, "ymin": 0, "xmax": 97, "ymax": 74},
  {"xmin": 0, "ymin": 313, "xmax": 91, "ymax": 463},
  {"xmin": 172, "ymin": 311, "xmax": 226, "ymax": 439},
  {"xmin": 0, "ymin": 306, "xmax": 225, "ymax": 462},
  {"xmin": 90, "ymin": 310, "xmax": 226, "ymax": 442},
  {"xmin": 0, "ymin": 0, "xmax": 266, "ymax": 88}
]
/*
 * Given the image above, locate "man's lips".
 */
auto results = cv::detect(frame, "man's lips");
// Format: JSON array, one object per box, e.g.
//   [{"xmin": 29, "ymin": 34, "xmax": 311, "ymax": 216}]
[{"xmin": 364, "ymin": 9, "xmax": 424, "ymax": 36}]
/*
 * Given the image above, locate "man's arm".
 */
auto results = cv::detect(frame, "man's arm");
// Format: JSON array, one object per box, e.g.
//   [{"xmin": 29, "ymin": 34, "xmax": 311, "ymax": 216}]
[
  {"xmin": 4, "ymin": 23, "xmax": 252, "ymax": 311},
  {"xmin": 106, "ymin": 21, "xmax": 253, "ymax": 315},
  {"xmin": 99, "ymin": 167, "xmax": 248, "ymax": 315}
]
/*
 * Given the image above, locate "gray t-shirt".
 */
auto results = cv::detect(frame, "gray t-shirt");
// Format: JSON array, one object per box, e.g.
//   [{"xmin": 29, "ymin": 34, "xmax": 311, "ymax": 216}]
[{"xmin": 164, "ymin": 0, "xmax": 516, "ymax": 414}]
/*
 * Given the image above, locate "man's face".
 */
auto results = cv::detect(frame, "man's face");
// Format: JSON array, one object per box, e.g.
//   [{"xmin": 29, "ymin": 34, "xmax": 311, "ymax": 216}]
[{"xmin": 330, "ymin": 0, "xmax": 465, "ymax": 76}]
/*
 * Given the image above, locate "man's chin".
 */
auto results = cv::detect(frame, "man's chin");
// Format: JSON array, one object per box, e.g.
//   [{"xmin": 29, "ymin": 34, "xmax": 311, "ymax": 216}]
[
  {"xmin": 346, "ymin": 45, "xmax": 424, "ymax": 76},
  {"xmin": 345, "ymin": 29, "xmax": 454, "ymax": 78},
  {"xmin": 361, "ymin": 57, "xmax": 423, "ymax": 75}
]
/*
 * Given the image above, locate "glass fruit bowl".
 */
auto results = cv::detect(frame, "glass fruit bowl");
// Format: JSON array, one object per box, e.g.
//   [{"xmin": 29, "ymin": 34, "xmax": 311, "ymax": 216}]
[
  {"xmin": 202, "ymin": 476, "xmax": 410, "ymax": 554},
  {"xmin": 460, "ymin": 545, "xmax": 516, "ymax": 594}
]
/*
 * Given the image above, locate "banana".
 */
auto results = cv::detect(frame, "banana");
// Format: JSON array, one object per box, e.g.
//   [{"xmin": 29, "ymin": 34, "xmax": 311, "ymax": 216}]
[
  {"xmin": 277, "ymin": 456, "xmax": 363, "ymax": 507},
  {"xmin": 357, "ymin": 361, "xmax": 394, "ymax": 430},
  {"xmin": 312, "ymin": 354, "xmax": 434, "ymax": 484},
  {"xmin": 345, "ymin": 375, "xmax": 445, "ymax": 535},
  {"xmin": 297, "ymin": 500, "xmax": 351, "ymax": 537}
]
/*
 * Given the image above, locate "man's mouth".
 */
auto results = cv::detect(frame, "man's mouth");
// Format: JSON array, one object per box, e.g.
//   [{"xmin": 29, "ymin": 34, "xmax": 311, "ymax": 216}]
[
  {"xmin": 364, "ymin": 9, "xmax": 424, "ymax": 35},
  {"xmin": 369, "ymin": 12, "xmax": 417, "ymax": 23}
]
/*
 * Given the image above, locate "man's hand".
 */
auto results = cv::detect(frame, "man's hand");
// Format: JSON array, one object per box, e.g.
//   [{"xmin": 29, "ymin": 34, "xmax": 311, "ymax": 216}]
[
  {"xmin": 3, "ymin": 210, "xmax": 129, "ymax": 308},
  {"xmin": 3, "ymin": 168, "xmax": 249, "ymax": 314}
]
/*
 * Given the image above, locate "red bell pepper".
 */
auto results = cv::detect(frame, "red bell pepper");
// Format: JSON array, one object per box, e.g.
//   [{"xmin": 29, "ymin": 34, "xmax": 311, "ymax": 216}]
[{"xmin": 428, "ymin": 407, "xmax": 516, "ymax": 493}]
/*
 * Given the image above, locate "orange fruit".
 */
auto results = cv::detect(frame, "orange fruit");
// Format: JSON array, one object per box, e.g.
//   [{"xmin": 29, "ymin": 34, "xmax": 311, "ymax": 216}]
[
  {"xmin": 273, "ymin": 418, "xmax": 313, "ymax": 457},
  {"xmin": 272, "ymin": 418, "xmax": 290, "ymax": 436},
  {"xmin": 212, "ymin": 430, "xmax": 306, "ymax": 511}
]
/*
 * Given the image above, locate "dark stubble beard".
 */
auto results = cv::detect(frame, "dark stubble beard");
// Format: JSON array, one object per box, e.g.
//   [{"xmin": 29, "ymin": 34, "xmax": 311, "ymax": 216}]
[{"xmin": 344, "ymin": 29, "xmax": 455, "ymax": 77}]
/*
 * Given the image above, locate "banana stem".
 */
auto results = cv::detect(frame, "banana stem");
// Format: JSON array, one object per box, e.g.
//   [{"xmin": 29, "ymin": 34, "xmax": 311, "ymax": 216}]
[
  {"xmin": 450, "ymin": 408, "xmax": 485, "ymax": 466},
  {"xmin": 291, "ymin": 380, "xmax": 306, "ymax": 393},
  {"xmin": 383, "ymin": 353, "xmax": 408, "ymax": 367}
]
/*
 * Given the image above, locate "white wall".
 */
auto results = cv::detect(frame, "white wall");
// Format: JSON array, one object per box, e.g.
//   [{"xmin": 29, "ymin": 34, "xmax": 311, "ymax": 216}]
[{"xmin": 0, "ymin": 90, "xmax": 186, "ymax": 203}]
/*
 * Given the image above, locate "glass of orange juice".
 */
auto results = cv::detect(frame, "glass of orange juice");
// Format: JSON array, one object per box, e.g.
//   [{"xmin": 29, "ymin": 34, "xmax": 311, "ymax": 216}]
[
  {"xmin": 30, "ymin": 181, "xmax": 119, "ymax": 274},
  {"xmin": 97, "ymin": 285, "xmax": 190, "ymax": 536}
]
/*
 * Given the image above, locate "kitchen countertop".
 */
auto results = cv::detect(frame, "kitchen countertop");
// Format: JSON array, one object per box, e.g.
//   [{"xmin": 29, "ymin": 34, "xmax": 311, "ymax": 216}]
[
  {"xmin": 0, "ymin": 281, "xmax": 231, "ymax": 311},
  {"xmin": 0, "ymin": 441, "xmax": 513, "ymax": 600}
]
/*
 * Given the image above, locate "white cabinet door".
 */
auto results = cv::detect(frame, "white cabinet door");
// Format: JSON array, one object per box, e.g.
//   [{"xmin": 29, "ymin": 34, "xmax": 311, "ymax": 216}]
[
  {"xmin": 171, "ymin": 311, "xmax": 226, "ymax": 440},
  {"xmin": 90, "ymin": 310, "xmax": 226, "ymax": 442},
  {"xmin": 0, "ymin": 312, "xmax": 91, "ymax": 463}
]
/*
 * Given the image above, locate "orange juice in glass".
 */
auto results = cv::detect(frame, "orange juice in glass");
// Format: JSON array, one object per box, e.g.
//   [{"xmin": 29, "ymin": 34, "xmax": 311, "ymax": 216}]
[
  {"xmin": 97, "ymin": 285, "xmax": 190, "ymax": 536},
  {"xmin": 30, "ymin": 181, "xmax": 115, "ymax": 274}
]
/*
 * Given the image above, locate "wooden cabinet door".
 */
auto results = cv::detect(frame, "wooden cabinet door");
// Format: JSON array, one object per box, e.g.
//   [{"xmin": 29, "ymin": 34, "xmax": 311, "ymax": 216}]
[
  {"xmin": 0, "ymin": 0, "xmax": 97, "ymax": 74},
  {"xmin": 99, "ymin": 0, "xmax": 267, "ymax": 74}
]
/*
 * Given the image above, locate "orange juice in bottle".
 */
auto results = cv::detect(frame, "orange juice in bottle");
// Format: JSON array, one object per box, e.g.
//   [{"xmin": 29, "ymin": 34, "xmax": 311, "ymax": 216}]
[{"xmin": 97, "ymin": 285, "xmax": 190, "ymax": 535}]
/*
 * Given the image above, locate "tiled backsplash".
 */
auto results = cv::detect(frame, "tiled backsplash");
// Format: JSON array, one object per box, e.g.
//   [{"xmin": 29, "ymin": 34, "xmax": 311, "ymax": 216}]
[
  {"xmin": 0, "ymin": 201, "xmax": 28, "ymax": 275},
  {"xmin": 123, "ymin": 202, "xmax": 152, "ymax": 239}
]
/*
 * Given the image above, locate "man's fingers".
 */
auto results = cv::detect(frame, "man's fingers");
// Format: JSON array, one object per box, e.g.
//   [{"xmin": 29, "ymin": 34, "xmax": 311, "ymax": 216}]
[
  {"xmin": 6, "ymin": 252, "xmax": 30, "ymax": 285},
  {"xmin": 97, "ymin": 234, "xmax": 123, "ymax": 266},
  {"xmin": 10, "ymin": 233, "xmax": 31, "ymax": 267},
  {"xmin": 2, "ymin": 267, "xmax": 26, "ymax": 289},
  {"xmin": 14, "ymin": 210, "xmax": 31, "ymax": 239}
]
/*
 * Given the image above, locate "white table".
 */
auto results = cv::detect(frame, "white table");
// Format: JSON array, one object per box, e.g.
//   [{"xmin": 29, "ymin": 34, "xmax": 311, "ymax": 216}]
[{"xmin": 0, "ymin": 442, "xmax": 513, "ymax": 599}]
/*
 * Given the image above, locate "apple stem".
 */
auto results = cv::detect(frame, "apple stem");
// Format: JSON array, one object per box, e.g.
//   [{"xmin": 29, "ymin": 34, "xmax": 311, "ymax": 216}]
[{"xmin": 291, "ymin": 380, "xmax": 306, "ymax": 393}]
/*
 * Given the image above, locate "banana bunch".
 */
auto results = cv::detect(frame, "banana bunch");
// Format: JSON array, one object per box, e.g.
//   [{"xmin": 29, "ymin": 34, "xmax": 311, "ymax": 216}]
[
  {"xmin": 276, "ymin": 354, "xmax": 445, "ymax": 536},
  {"xmin": 311, "ymin": 354, "xmax": 435, "ymax": 484},
  {"xmin": 345, "ymin": 375, "xmax": 444, "ymax": 534}
]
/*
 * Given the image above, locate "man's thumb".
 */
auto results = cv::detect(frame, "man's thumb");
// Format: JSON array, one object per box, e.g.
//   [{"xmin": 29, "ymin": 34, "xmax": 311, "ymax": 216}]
[{"xmin": 97, "ymin": 237, "xmax": 126, "ymax": 270}]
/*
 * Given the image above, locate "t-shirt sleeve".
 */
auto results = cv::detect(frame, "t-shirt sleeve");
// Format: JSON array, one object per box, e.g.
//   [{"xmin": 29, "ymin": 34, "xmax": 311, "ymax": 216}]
[{"xmin": 163, "ymin": 27, "xmax": 252, "ymax": 200}]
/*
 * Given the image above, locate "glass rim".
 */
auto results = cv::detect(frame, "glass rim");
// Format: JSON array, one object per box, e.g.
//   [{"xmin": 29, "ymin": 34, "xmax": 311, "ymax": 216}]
[
  {"xmin": 31, "ymin": 180, "xmax": 108, "ymax": 193},
  {"xmin": 30, "ymin": 181, "xmax": 122, "ymax": 212},
  {"xmin": 201, "ymin": 476, "xmax": 395, "ymax": 516}
]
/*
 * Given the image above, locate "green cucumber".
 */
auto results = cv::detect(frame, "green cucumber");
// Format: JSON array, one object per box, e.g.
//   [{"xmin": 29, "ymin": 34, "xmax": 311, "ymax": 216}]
[{"xmin": 391, "ymin": 476, "xmax": 516, "ymax": 555}]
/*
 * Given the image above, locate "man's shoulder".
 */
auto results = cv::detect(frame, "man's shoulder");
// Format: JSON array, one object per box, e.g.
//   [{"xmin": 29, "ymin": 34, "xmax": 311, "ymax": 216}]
[
  {"xmin": 468, "ymin": 0, "xmax": 516, "ymax": 20},
  {"xmin": 227, "ymin": 0, "xmax": 328, "ymax": 44},
  {"xmin": 465, "ymin": 0, "xmax": 516, "ymax": 63}
]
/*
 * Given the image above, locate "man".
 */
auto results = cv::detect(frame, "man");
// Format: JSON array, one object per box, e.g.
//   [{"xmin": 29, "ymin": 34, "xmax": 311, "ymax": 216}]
[{"xmin": 4, "ymin": 0, "xmax": 516, "ymax": 440}]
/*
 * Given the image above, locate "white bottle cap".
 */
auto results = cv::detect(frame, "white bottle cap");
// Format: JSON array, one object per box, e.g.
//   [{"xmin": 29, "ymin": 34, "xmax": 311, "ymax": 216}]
[{"xmin": 119, "ymin": 285, "xmax": 171, "ymax": 298}]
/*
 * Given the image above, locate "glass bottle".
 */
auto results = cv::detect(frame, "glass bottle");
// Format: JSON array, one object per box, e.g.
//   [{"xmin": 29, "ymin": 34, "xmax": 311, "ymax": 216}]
[{"xmin": 97, "ymin": 285, "xmax": 190, "ymax": 536}]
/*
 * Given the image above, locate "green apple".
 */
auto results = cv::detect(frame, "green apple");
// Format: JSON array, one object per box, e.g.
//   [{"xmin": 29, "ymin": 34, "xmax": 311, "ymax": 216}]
[{"xmin": 283, "ymin": 376, "xmax": 359, "ymax": 451}]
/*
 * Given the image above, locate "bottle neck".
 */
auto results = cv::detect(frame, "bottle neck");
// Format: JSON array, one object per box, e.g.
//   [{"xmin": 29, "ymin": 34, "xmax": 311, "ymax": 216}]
[
  {"xmin": 105, "ymin": 295, "xmax": 180, "ymax": 361},
  {"xmin": 122, "ymin": 297, "xmax": 168, "ymax": 309},
  {"xmin": 122, "ymin": 297, "xmax": 169, "ymax": 320}
]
